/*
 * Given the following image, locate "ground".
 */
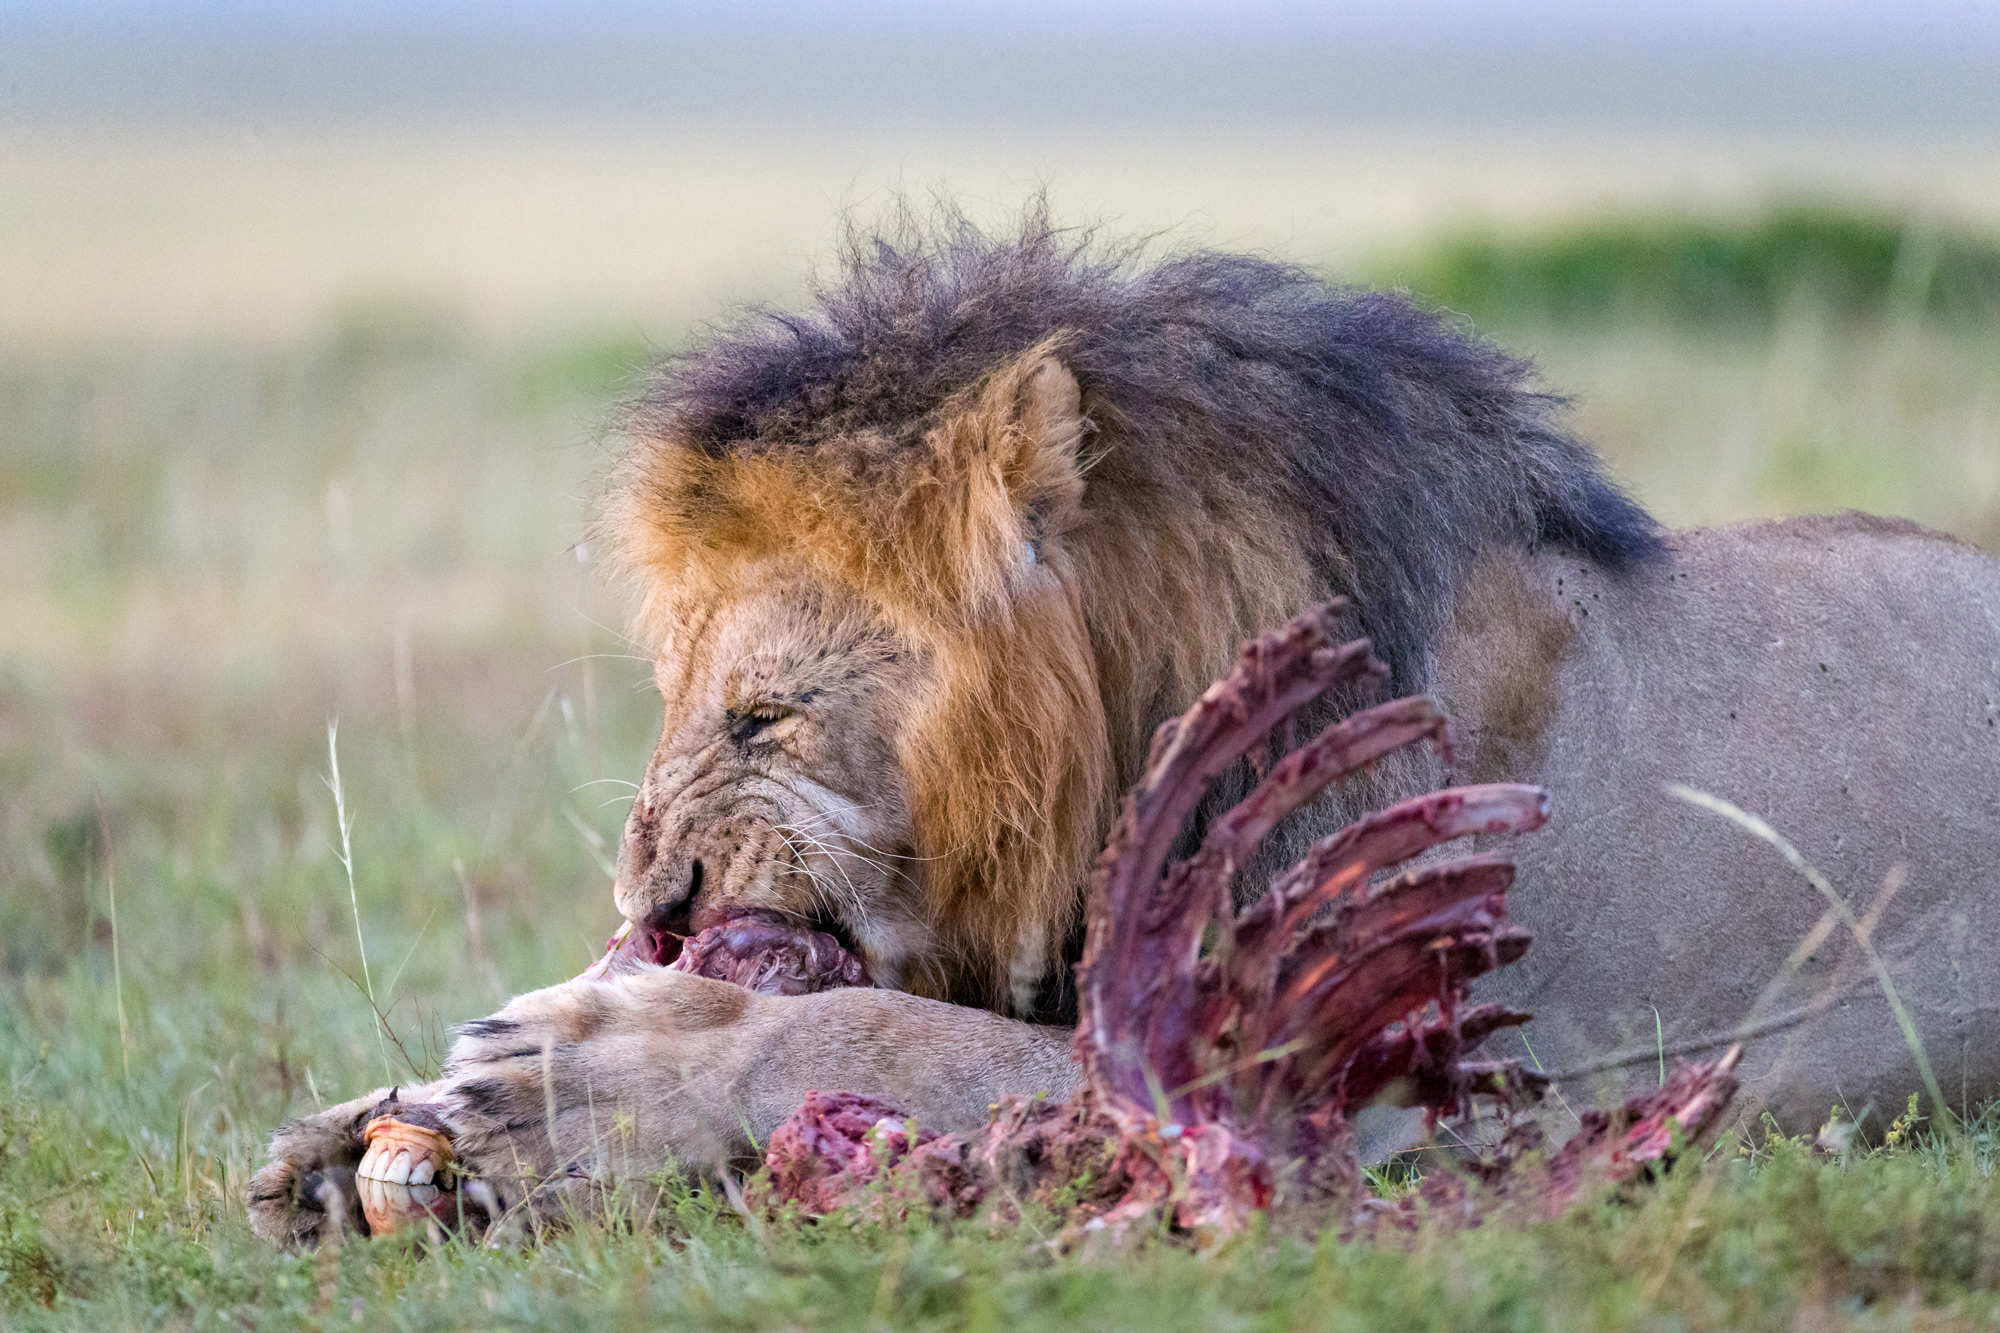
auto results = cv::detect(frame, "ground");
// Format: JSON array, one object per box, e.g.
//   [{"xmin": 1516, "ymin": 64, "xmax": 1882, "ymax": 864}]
[{"xmin": 4, "ymin": 185, "xmax": 2000, "ymax": 1327}]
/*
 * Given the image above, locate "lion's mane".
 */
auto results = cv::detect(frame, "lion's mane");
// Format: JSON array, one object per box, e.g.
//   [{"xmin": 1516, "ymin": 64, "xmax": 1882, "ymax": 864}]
[{"xmin": 607, "ymin": 203, "xmax": 1660, "ymax": 1012}]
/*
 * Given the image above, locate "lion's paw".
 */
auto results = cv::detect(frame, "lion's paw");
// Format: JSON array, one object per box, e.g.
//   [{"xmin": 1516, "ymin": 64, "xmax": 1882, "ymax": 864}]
[
  {"xmin": 429, "ymin": 992, "xmax": 609, "ymax": 1181},
  {"xmin": 247, "ymin": 1091, "xmax": 383, "ymax": 1246}
]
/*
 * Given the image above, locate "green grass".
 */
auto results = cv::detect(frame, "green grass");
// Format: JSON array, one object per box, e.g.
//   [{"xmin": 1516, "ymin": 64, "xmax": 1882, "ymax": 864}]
[
  {"xmin": 1390, "ymin": 206, "xmax": 2000, "ymax": 328},
  {"xmin": 5, "ymin": 216, "xmax": 2000, "ymax": 1327},
  {"xmin": 10, "ymin": 1084, "xmax": 2000, "ymax": 1329}
]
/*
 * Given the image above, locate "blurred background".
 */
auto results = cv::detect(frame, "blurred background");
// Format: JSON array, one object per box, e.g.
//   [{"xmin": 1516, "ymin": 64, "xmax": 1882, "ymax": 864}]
[{"xmin": 2, "ymin": 0, "xmax": 1998, "ymax": 1204}]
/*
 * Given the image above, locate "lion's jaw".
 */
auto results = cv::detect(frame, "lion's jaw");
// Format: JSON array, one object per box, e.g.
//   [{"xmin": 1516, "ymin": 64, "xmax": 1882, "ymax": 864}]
[{"xmin": 614, "ymin": 579, "xmax": 934, "ymax": 991}]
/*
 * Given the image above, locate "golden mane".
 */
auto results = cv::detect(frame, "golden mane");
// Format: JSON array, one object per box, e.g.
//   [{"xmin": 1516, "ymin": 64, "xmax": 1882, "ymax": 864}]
[
  {"xmin": 603, "ymin": 208, "xmax": 1658, "ymax": 1012},
  {"xmin": 607, "ymin": 344, "xmax": 1308, "ymax": 1008}
]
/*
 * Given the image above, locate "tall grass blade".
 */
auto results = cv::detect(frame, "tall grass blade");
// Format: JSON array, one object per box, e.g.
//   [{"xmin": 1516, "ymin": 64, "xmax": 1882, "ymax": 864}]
[
  {"xmin": 1667, "ymin": 783, "xmax": 1953, "ymax": 1131},
  {"xmin": 327, "ymin": 719, "xmax": 393, "ymax": 1084},
  {"xmin": 93, "ymin": 787, "xmax": 131, "ymax": 1083}
]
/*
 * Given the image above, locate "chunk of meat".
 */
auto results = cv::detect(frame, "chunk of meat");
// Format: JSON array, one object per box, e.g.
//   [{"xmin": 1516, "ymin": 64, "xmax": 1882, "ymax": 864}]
[
  {"xmin": 583, "ymin": 912, "xmax": 873, "ymax": 994},
  {"xmin": 669, "ymin": 915, "xmax": 874, "ymax": 994}
]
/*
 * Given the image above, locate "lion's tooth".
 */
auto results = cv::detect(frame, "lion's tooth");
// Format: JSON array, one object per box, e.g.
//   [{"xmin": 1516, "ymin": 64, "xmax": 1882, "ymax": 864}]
[
  {"xmin": 409, "ymin": 1158, "xmax": 434, "ymax": 1186},
  {"xmin": 386, "ymin": 1149, "xmax": 413, "ymax": 1184}
]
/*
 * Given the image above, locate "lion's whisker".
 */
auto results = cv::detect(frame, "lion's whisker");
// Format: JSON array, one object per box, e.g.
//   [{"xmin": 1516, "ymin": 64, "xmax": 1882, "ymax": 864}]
[
  {"xmin": 777, "ymin": 824, "xmax": 876, "ymax": 898},
  {"xmin": 774, "ymin": 827, "xmax": 869, "ymax": 922},
  {"xmin": 781, "ymin": 806, "xmax": 953, "ymax": 866},
  {"xmin": 784, "ymin": 827, "xmax": 901, "ymax": 890}
]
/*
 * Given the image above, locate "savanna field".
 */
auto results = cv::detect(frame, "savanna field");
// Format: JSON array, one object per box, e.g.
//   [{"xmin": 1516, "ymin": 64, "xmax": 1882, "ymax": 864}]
[{"xmin": 6, "ymin": 131, "xmax": 2000, "ymax": 1328}]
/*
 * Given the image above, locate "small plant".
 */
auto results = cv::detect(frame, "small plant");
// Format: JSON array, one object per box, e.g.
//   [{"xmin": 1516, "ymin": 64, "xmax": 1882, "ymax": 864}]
[
  {"xmin": 1885, "ymin": 1094, "xmax": 1926, "ymax": 1152},
  {"xmin": 326, "ymin": 721, "xmax": 393, "ymax": 1085}
]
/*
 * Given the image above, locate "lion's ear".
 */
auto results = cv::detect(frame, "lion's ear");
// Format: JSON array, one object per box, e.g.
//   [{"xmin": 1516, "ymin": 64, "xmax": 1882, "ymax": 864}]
[
  {"xmin": 913, "ymin": 343, "xmax": 1091, "ymax": 612},
  {"xmin": 989, "ymin": 348, "xmax": 1089, "ymax": 539}
]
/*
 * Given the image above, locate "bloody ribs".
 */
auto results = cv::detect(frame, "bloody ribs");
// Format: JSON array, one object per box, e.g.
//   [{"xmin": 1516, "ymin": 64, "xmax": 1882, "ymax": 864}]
[{"xmin": 764, "ymin": 599, "xmax": 1741, "ymax": 1238}]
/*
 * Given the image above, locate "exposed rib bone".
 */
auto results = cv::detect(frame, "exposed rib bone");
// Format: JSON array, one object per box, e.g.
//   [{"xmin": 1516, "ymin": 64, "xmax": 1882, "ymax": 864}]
[{"xmin": 769, "ymin": 598, "xmax": 1741, "ymax": 1240}]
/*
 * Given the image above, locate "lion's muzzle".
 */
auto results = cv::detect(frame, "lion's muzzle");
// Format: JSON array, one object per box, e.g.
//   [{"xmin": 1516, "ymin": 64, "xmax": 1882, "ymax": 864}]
[{"xmin": 613, "ymin": 784, "xmax": 710, "ymax": 943}]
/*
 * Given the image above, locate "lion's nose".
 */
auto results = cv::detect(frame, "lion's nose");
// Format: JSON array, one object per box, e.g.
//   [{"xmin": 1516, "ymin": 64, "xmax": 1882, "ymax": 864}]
[
  {"xmin": 637, "ymin": 900, "xmax": 686, "ymax": 940},
  {"xmin": 634, "ymin": 859, "xmax": 703, "ymax": 935},
  {"xmin": 616, "ymin": 789, "xmax": 694, "ymax": 901}
]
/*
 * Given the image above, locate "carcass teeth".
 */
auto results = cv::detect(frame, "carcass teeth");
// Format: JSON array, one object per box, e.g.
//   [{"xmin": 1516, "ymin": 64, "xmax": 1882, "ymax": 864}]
[
  {"xmin": 385, "ymin": 1149, "xmax": 413, "ymax": 1184},
  {"xmin": 409, "ymin": 1158, "xmax": 434, "ymax": 1186}
]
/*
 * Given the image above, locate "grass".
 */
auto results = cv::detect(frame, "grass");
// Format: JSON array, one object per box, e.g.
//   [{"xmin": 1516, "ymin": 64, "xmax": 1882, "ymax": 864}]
[
  {"xmin": 10, "ymin": 1088, "xmax": 2000, "ymax": 1329},
  {"xmin": 4, "ymin": 213, "xmax": 2000, "ymax": 1327},
  {"xmin": 1390, "ymin": 206, "xmax": 2000, "ymax": 328}
]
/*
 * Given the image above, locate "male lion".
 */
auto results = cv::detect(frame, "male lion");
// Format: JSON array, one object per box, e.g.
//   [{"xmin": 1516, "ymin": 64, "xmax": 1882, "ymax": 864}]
[{"xmin": 252, "ymin": 210, "xmax": 2000, "ymax": 1244}]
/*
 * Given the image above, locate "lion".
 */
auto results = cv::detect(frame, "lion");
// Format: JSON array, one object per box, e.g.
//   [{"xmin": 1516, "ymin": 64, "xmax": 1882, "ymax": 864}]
[{"xmin": 251, "ymin": 208, "xmax": 2000, "ymax": 1244}]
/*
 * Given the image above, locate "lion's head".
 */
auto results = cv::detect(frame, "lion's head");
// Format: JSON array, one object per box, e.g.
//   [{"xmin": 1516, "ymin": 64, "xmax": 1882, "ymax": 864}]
[
  {"xmin": 603, "ymin": 207, "xmax": 1658, "ymax": 1016},
  {"xmin": 607, "ymin": 348, "xmax": 1138, "ymax": 1011}
]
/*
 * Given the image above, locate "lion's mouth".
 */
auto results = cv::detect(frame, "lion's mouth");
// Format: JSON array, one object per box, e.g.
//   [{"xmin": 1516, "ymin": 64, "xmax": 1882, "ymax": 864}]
[{"xmin": 586, "ymin": 911, "xmax": 872, "ymax": 996}]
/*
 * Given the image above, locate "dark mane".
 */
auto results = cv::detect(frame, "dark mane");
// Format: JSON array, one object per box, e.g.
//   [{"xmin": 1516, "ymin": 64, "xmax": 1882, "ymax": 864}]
[{"xmin": 627, "ymin": 201, "xmax": 1661, "ymax": 689}]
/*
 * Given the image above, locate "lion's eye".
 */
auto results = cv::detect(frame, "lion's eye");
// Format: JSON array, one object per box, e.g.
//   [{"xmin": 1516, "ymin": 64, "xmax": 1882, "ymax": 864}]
[{"xmin": 728, "ymin": 704, "xmax": 796, "ymax": 744}]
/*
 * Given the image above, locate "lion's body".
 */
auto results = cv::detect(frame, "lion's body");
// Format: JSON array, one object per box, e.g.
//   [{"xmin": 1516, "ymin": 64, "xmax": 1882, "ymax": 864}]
[
  {"xmin": 1435, "ymin": 517, "xmax": 2000, "ymax": 1130},
  {"xmin": 255, "ymin": 214, "xmax": 2000, "ymax": 1243},
  {"xmin": 606, "ymin": 213, "xmax": 2000, "ymax": 1122}
]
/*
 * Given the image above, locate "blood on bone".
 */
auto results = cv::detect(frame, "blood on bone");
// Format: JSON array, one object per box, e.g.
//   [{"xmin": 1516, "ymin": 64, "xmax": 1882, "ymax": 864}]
[{"xmin": 764, "ymin": 598, "xmax": 1742, "ymax": 1239}]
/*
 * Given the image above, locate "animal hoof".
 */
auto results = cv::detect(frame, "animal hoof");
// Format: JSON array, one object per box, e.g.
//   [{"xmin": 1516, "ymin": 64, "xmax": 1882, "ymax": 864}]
[
  {"xmin": 355, "ymin": 1176, "xmax": 449, "ymax": 1236},
  {"xmin": 356, "ymin": 1114, "xmax": 457, "ymax": 1236}
]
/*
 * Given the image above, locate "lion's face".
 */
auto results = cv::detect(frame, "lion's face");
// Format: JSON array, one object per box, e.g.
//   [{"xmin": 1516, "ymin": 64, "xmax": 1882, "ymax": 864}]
[
  {"xmin": 614, "ymin": 574, "xmax": 934, "ymax": 988},
  {"xmin": 610, "ymin": 349, "xmax": 1123, "ymax": 1010}
]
